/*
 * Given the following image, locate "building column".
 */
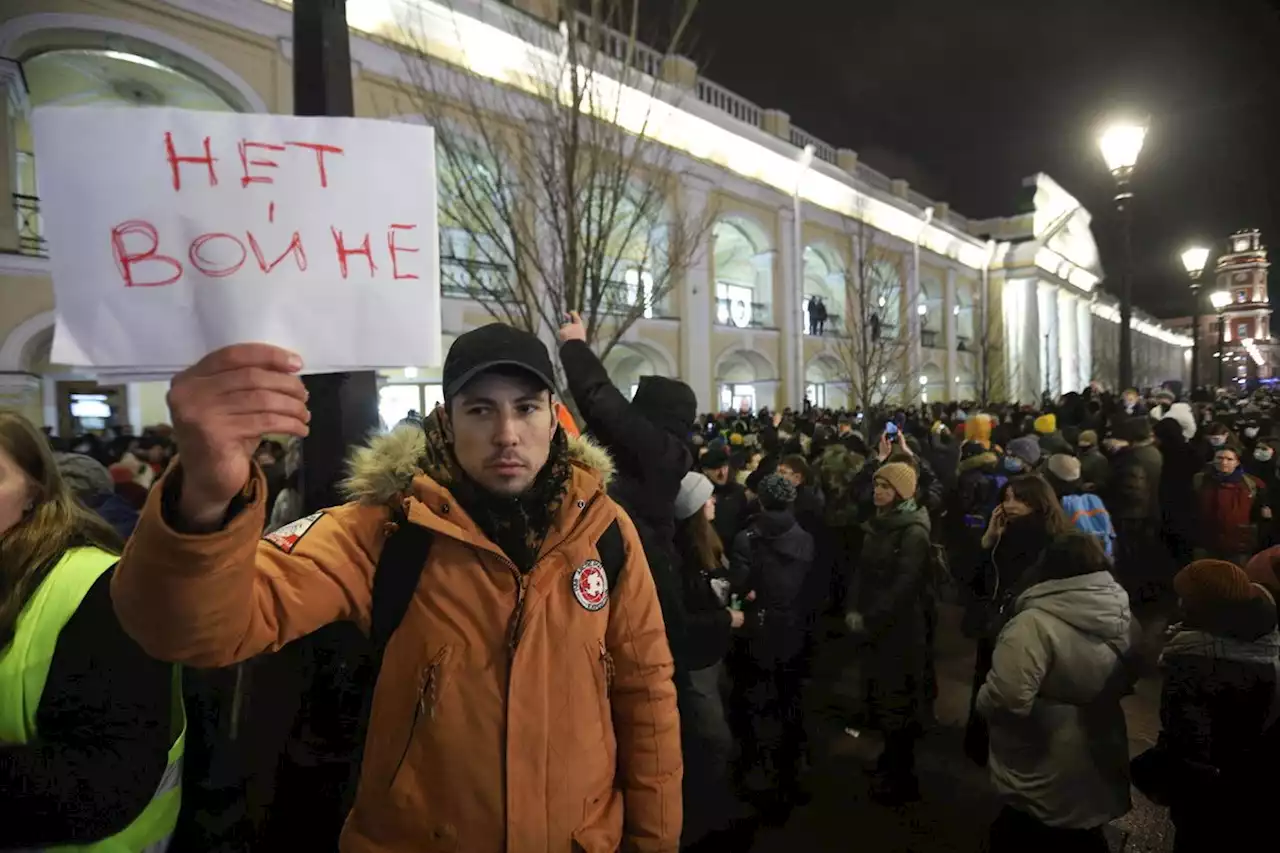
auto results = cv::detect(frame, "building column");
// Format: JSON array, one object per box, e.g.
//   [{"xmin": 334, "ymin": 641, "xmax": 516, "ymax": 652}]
[
  {"xmin": 0, "ymin": 61, "xmax": 29, "ymax": 253},
  {"xmin": 776, "ymin": 207, "xmax": 801, "ymax": 408},
  {"xmin": 679, "ymin": 177, "xmax": 714, "ymax": 411},
  {"xmin": 905, "ymin": 249, "xmax": 922, "ymax": 403},
  {"xmin": 1057, "ymin": 291, "xmax": 1079, "ymax": 394},
  {"xmin": 1077, "ymin": 298, "xmax": 1093, "ymax": 390},
  {"xmin": 944, "ymin": 268, "xmax": 958, "ymax": 402}
]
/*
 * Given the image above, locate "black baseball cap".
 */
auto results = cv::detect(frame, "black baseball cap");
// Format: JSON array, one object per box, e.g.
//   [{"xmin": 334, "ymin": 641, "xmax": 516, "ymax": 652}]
[{"xmin": 443, "ymin": 323, "xmax": 557, "ymax": 399}]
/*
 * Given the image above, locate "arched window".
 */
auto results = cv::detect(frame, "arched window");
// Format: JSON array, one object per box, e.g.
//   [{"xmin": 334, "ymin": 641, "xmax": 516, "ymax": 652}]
[
  {"xmin": 803, "ymin": 244, "xmax": 846, "ymax": 336},
  {"xmin": 919, "ymin": 273, "xmax": 943, "ymax": 349},
  {"xmin": 870, "ymin": 260, "xmax": 902, "ymax": 340},
  {"xmin": 714, "ymin": 217, "xmax": 773, "ymax": 328}
]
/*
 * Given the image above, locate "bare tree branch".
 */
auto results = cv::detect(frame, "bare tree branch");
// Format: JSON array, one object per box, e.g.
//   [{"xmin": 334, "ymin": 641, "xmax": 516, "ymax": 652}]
[{"xmin": 395, "ymin": 0, "xmax": 713, "ymax": 377}]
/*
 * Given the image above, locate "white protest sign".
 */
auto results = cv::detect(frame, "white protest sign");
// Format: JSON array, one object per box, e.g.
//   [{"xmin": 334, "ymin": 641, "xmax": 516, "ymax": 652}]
[{"xmin": 33, "ymin": 106, "xmax": 441, "ymax": 373}]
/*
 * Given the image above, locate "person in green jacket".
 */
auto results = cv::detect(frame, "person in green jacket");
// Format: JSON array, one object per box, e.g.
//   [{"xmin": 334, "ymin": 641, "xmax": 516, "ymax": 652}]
[{"xmin": 0, "ymin": 410, "xmax": 184, "ymax": 850}]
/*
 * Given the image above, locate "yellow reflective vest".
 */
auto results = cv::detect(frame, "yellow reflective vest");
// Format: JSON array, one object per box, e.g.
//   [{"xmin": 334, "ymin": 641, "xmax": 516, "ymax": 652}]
[{"xmin": 0, "ymin": 547, "xmax": 184, "ymax": 852}]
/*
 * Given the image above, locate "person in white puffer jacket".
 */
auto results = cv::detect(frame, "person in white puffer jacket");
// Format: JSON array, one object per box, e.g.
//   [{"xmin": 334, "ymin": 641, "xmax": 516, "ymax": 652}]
[{"xmin": 977, "ymin": 532, "xmax": 1136, "ymax": 853}]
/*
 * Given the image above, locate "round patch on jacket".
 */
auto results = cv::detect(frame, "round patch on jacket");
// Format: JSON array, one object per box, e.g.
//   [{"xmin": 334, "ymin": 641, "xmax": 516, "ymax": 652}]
[{"xmin": 572, "ymin": 560, "xmax": 609, "ymax": 611}]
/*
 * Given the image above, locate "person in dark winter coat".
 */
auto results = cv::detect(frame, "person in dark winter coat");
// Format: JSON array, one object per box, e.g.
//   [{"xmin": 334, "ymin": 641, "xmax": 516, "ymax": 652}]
[
  {"xmin": 1105, "ymin": 416, "xmax": 1166, "ymax": 600},
  {"xmin": 730, "ymin": 474, "xmax": 814, "ymax": 815},
  {"xmin": 965, "ymin": 475, "xmax": 1070, "ymax": 765},
  {"xmin": 1139, "ymin": 561, "xmax": 1280, "ymax": 853},
  {"xmin": 673, "ymin": 472, "xmax": 745, "ymax": 847},
  {"xmin": 1076, "ymin": 430, "xmax": 1111, "ymax": 493},
  {"xmin": 1245, "ymin": 436, "xmax": 1280, "ymax": 549},
  {"xmin": 1154, "ymin": 418, "xmax": 1200, "ymax": 570},
  {"xmin": 980, "ymin": 534, "xmax": 1133, "ymax": 853},
  {"xmin": 703, "ymin": 447, "xmax": 749, "ymax": 552},
  {"xmin": 1034, "ymin": 413, "xmax": 1075, "ymax": 457},
  {"xmin": 846, "ymin": 462, "xmax": 934, "ymax": 803}
]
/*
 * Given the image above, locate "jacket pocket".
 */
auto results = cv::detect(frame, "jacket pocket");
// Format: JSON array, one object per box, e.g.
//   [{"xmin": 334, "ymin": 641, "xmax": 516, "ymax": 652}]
[{"xmin": 389, "ymin": 645, "xmax": 453, "ymax": 792}]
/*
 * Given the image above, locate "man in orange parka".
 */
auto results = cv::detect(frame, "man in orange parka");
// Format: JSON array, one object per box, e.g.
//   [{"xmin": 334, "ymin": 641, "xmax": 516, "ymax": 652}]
[{"xmin": 111, "ymin": 323, "xmax": 682, "ymax": 853}]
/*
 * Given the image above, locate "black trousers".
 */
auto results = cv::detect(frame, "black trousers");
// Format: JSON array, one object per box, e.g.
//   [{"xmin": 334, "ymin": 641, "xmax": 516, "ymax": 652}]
[
  {"xmin": 989, "ymin": 806, "xmax": 1109, "ymax": 853},
  {"xmin": 740, "ymin": 655, "xmax": 805, "ymax": 796}
]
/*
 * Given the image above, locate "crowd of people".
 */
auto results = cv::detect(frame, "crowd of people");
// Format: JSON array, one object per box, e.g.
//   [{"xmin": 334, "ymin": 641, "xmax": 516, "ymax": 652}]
[{"xmin": 1, "ymin": 319, "xmax": 1279, "ymax": 853}]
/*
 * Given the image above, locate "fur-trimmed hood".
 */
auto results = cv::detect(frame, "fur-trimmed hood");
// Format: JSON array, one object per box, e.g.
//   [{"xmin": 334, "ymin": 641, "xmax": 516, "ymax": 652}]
[{"xmin": 341, "ymin": 423, "xmax": 615, "ymax": 507}]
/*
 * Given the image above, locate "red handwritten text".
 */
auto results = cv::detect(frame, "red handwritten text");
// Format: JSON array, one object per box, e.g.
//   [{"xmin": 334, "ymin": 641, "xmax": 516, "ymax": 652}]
[{"xmin": 163, "ymin": 133, "xmax": 346, "ymax": 191}]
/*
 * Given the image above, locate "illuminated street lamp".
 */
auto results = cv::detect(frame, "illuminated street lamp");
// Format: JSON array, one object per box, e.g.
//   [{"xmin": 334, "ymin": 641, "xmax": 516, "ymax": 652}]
[
  {"xmin": 1181, "ymin": 244, "xmax": 1211, "ymax": 390},
  {"xmin": 1210, "ymin": 289, "xmax": 1232, "ymax": 388},
  {"xmin": 1097, "ymin": 120, "xmax": 1147, "ymax": 392}
]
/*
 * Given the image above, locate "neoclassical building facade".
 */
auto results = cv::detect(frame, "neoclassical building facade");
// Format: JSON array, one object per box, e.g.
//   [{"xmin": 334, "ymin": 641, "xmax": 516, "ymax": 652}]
[{"xmin": 0, "ymin": 0, "xmax": 1190, "ymax": 434}]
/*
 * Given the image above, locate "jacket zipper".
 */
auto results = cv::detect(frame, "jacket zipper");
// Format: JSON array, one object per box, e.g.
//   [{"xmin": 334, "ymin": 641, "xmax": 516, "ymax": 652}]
[
  {"xmin": 598, "ymin": 638, "xmax": 615, "ymax": 692},
  {"xmin": 502, "ymin": 492, "xmax": 604, "ymax": 659},
  {"xmin": 391, "ymin": 650, "xmax": 448, "ymax": 787}
]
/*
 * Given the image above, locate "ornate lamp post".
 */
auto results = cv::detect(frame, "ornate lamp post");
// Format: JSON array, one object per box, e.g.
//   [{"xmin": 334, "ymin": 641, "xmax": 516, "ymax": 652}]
[
  {"xmin": 1211, "ymin": 289, "xmax": 1232, "ymax": 389},
  {"xmin": 1097, "ymin": 121, "xmax": 1147, "ymax": 392},
  {"xmin": 1181, "ymin": 245, "xmax": 1210, "ymax": 391}
]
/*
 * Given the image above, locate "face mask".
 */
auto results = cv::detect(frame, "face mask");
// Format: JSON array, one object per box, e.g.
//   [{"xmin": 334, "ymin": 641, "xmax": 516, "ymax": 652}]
[
  {"xmin": 1245, "ymin": 427, "xmax": 1260, "ymax": 439},
  {"xmin": 1208, "ymin": 435, "xmax": 1228, "ymax": 448},
  {"xmin": 1002, "ymin": 457, "xmax": 1024, "ymax": 474},
  {"xmin": 1256, "ymin": 448, "xmax": 1274, "ymax": 462}
]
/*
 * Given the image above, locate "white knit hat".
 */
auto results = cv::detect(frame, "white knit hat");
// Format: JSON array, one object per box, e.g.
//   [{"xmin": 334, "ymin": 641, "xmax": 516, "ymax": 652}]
[{"xmin": 674, "ymin": 471, "xmax": 715, "ymax": 521}]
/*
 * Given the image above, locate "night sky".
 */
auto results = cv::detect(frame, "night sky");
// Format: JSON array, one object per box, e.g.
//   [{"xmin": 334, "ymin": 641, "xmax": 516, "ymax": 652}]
[{"xmin": 650, "ymin": 0, "xmax": 1280, "ymax": 318}]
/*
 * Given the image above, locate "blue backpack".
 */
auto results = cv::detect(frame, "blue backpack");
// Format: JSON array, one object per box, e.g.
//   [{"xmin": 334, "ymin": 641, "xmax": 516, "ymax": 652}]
[{"xmin": 1061, "ymin": 493, "xmax": 1115, "ymax": 560}]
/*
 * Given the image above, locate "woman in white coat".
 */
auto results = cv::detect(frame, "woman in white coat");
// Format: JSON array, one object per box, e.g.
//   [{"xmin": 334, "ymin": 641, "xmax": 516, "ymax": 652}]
[{"xmin": 977, "ymin": 532, "xmax": 1135, "ymax": 852}]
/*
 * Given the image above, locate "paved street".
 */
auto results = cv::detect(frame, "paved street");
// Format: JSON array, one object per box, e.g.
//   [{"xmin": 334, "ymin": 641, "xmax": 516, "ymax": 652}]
[{"xmin": 750, "ymin": 605, "xmax": 1178, "ymax": 853}]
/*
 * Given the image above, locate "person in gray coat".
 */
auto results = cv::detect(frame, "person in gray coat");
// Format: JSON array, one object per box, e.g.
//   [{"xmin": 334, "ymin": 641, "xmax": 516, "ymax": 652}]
[{"xmin": 978, "ymin": 533, "xmax": 1134, "ymax": 852}]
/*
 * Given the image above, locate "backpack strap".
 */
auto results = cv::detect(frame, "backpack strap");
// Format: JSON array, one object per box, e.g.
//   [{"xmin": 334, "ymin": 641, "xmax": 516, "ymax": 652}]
[
  {"xmin": 370, "ymin": 520, "xmax": 435, "ymax": 655},
  {"xmin": 370, "ymin": 515, "xmax": 628, "ymax": 657},
  {"xmin": 596, "ymin": 518, "xmax": 626, "ymax": 592}
]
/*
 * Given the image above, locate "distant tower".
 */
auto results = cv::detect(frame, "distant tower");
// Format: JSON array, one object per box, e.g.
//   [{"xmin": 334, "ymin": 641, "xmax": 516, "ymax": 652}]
[{"xmin": 1214, "ymin": 229, "xmax": 1271, "ymax": 382}]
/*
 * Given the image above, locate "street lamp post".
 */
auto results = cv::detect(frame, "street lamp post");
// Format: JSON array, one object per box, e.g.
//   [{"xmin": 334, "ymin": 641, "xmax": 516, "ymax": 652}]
[
  {"xmin": 1097, "ymin": 121, "xmax": 1147, "ymax": 393},
  {"xmin": 1181, "ymin": 245, "xmax": 1210, "ymax": 391},
  {"xmin": 1211, "ymin": 289, "xmax": 1232, "ymax": 389}
]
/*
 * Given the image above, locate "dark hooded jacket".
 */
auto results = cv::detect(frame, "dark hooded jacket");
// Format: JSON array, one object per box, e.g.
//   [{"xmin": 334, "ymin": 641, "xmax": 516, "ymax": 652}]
[
  {"xmin": 559, "ymin": 340, "xmax": 692, "ymax": 555},
  {"xmin": 559, "ymin": 340, "xmax": 694, "ymax": 675},
  {"xmin": 730, "ymin": 510, "xmax": 814, "ymax": 663},
  {"xmin": 850, "ymin": 504, "xmax": 934, "ymax": 729}
]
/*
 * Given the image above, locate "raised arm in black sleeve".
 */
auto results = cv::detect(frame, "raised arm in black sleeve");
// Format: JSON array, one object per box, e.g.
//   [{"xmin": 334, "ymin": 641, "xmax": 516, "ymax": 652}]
[
  {"xmin": 0, "ymin": 568, "xmax": 172, "ymax": 848},
  {"xmin": 559, "ymin": 339, "xmax": 674, "ymax": 466}
]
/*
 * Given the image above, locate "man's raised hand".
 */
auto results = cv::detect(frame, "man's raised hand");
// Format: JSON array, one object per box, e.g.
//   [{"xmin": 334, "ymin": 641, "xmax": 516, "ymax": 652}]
[{"xmin": 167, "ymin": 344, "xmax": 309, "ymax": 529}]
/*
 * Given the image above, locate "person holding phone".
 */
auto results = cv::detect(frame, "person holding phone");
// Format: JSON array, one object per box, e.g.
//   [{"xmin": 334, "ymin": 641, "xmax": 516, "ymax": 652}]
[{"xmin": 964, "ymin": 476, "xmax": 1070, "ymax": 765}]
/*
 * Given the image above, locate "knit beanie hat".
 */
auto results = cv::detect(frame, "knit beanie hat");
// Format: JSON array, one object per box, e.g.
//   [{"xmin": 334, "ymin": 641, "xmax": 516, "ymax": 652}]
[
  {"xmin": 1243, "ymin": 547, "xmax": 1280, "ymax": 595},
  {"xmin": 874, "ymin": 461, "xmax": 918, "ymax": 501},
  {"xmin": 631, "ymin": 376, "xmax": 697, "ymax": 440},
  {"xmin": 674, "ymin": 471, "xmax": 715, "ymax": 522},
  {"xmin": 1046, "ymin": 453, "xmax": 1081, "ymax": 483},
  {"xmin": 1078, "ymin": 429, "xmax": 1098, "ymax": 449},
  {"xmin": 55, "ymin": 452, "xmax": 114, "ymax": 500},
  {"xmin": 967, "ymin": 413, "xmax": 994, "ymax": 448},
  {"xmin": 1174, "ymin": 560, "xmax": 1266, "ymax": 620},
  {"xmin": 1034, "ymin": 413, "xmax": 1057, "ymax": 435},
  {"xmin": 1007, "ymin": 435, "xmax": 1042, "ymax": 468},
  {"xmin": 758, "ymin": 473, "xmax": 797, "ymax": 510}
]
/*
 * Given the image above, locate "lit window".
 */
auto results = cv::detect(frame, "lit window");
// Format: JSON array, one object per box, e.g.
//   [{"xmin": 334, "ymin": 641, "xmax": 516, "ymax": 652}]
[
  {"xmin": 806, "ymin": 382, "xmax": 825, "ymax": 408},
  {"xmin": 716, "ymin": 283, "xmax": 754, "ymax": 328},
  {"xmin": 624, "ymin": 268, "xmax": 655, "ymax": 319}
]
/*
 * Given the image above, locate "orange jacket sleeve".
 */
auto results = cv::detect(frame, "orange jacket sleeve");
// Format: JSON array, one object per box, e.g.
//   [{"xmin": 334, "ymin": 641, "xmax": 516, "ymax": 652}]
[
  {"xmin": 111, "ymin": 465, "xmax": 384, "ymax": 668},
  {"xmin": 605, "ymin": 509, "xmax": 682, "ymax": 852}
]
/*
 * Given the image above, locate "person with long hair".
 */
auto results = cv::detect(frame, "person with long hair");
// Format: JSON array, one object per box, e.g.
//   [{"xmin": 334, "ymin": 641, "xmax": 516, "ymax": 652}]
[
  {"xmin": 965, "ymin": 474, "xmax": 1070, "ymax": 765},
  {"xmin": 0, "ymin": 410, "xmax": 183, "ymax": 849},
  {"xmin": 673, "ymin": 471, "xmax": 744, "ymax": 848}
]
